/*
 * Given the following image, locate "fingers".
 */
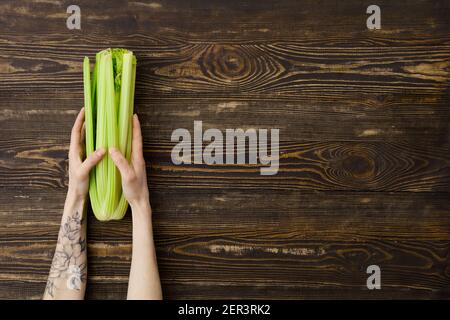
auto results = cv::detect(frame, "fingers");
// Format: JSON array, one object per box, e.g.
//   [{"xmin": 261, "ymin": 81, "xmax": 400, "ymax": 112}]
[
  {"xmin": 109, "ymin": 147, "xmax": 134, "ymax": 179},
  {"xmin": 80, "ymin": 148, "xmax": 105, "ymax": 175},
  {"xmin": 70, "ymin": 108, "xmax": 85, "ymax": 157},
  {"xmin": 131, "ymin": 114, "xmax": 144, "ymax": 165}
]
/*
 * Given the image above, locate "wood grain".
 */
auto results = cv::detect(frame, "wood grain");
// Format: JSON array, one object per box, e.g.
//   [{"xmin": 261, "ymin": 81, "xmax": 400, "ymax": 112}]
[
  {"xmin": 2, "ymin": 94, "xmax": 450, "ymax": 146},
  {"xmin": 2, "ymin": 40, "xmax": 450, "ymax": 95},
  {"xmin": 0, "ymin": 189, "xmax": 449, "ymax": 299},
  {"xmin": 1, "ymin": 138, "xmax": 449, "ymax": 191},
  {"xmin": 0, "ymin": 0, "xmax": 449, "ymax": 299}
]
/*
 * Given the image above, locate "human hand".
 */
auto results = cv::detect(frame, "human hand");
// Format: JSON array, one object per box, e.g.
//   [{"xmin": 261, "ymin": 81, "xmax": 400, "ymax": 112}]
[
  {"xmin": 109, "ymin": 114, "xmax": 150, "ymax": 209},
  {"xmin": 68, "ymin": 107, "xmax": 106, "ymax": 199}
]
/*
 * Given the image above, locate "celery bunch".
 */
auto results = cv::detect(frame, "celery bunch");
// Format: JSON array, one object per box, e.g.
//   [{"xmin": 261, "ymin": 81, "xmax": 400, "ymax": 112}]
[{"xmin": 83, "ymin": 48, "xmax": 137, "ymax": 221}]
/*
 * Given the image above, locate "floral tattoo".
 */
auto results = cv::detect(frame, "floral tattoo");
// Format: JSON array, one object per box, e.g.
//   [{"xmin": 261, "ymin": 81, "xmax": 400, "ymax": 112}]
[{"xmin": 45, "ymin": 211, "xmax": 86, "ymax": 297}]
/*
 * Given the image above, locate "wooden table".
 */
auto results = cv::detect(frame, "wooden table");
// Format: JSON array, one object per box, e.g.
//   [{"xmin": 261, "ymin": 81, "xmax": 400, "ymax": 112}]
[{"xmin": 0, "ymin": 0, "xmax": 449, "ymax": 299}]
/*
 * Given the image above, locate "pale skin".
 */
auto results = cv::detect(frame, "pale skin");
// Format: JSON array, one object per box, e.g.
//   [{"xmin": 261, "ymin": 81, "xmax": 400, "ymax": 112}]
[{"xmin": 43, "ymin": 108, "xmax": 162, "ymax": 300}]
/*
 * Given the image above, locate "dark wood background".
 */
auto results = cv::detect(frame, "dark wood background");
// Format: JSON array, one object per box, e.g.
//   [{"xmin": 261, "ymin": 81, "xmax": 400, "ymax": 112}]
[{"xmin": 0, "ymin": 0, "xmax": 449, "ymax": 299}]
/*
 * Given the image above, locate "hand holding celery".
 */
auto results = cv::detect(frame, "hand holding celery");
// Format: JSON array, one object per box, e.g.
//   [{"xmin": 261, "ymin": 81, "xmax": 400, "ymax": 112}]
[
  {"xmin": 68, "ymin": 108, "xmax": 106, "ymax": 200},
  {"xmin": 45, "ymin": 49, "xmax": 161, "ymax": 299},
  {"xmin": 109, "ymin": 114, "xmax": 150, "ymax": 210},
  {"xmin": 43, "ymin": 108, "xmax": 104, "ymax": 300},
  {"xmin": 107, "ymin": 115, "xmax": 162, "ymax": 299},
  {"xmin": 44, "ymin": 106, "xmax": 161, "ymax": 299},
  {"xmin": 84, "ymin": 48, "xmax": 161, "ymax": 298}
]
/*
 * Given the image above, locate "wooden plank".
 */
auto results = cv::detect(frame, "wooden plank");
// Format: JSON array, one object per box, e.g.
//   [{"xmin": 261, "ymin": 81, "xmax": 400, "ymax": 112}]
[
  {"xmin": 0, "ymin": 188, "xmax": 449, "ymax": 299},
  {"xmin": 1, "ymin": 189, "xmax": 449, "ymax": 241},
  {"xmin": 0, "ymin": 138, "xmax": 449, "ymax": 191},
  {"xmin": 1, "ymin": 93, "xmax": 450, "ymax": 144},
  {"xmin": 0, "ymin": 0, "xmax": 449, "ymax": 40},
  {"xmin": 1, "ymin": 39, "xmax": 449, "ymax": 98},
  {"xmin": 1, "ymin": 238, "xmax": 449, "ymax": 299},
  {"xmin": 2, "ymin": 279, "xmax": 448, "ymax": 300}
]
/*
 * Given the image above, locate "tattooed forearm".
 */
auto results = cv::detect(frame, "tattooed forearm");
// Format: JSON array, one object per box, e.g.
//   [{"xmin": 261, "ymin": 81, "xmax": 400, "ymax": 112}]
[{"xmin": 45, "ymin": 211, "xmax": 87, "ymax": 298}]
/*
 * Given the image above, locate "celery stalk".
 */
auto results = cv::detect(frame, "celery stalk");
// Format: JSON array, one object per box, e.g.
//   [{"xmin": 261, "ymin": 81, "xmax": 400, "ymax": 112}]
[{"xmin": 83, "ymin": 48, "xmax": 137, "ymax": 221}]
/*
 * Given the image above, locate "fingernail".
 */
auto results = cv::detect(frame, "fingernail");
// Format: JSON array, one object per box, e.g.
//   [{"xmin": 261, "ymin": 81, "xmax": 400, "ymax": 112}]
[
  {"xmin": 96, "ymin": 148, "xmax": 105, "ymax": 155},
  {"xmin": 109, "ymin": 147, "xmax": 117, "ymax": 154}
]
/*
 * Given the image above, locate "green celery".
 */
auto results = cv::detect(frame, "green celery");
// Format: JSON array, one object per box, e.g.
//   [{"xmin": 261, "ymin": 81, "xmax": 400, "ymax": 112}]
[{"xmin": 83, "ymin": 48, "xmax": 137, "ymax": 221}]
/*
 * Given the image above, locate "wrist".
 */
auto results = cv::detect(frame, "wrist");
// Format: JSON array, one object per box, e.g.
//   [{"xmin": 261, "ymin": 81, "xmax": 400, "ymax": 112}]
[
  {"xmin": 130, "ymin": 196, "xmax": 152, "ymax": 218},
  {"xmin": 130, "ymin": 197, "xmax": 151, "ymax": 211},
  {"xmin": 65, "ymin": 188, "xmax": 87, "ymax": 208}
]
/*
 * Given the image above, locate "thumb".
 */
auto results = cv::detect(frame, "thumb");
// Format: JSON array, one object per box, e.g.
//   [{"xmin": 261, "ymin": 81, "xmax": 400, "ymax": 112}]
[
  {"xmin": 80, "ymin": 148, "xmax": 105, "ymax": 175},
  {"xmin": 109, "ymin": 147, "xmax": 133, "ymax": 179}
]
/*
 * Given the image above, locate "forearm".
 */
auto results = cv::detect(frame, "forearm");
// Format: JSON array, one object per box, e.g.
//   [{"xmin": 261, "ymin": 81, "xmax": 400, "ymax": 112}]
[
  {"xmin": 43, "ymin": 191, "xmax": 87, "ymax": 300},
  {"xmin": 127, "ymin": 199, "xmax": 162, "ymax": 300}
]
